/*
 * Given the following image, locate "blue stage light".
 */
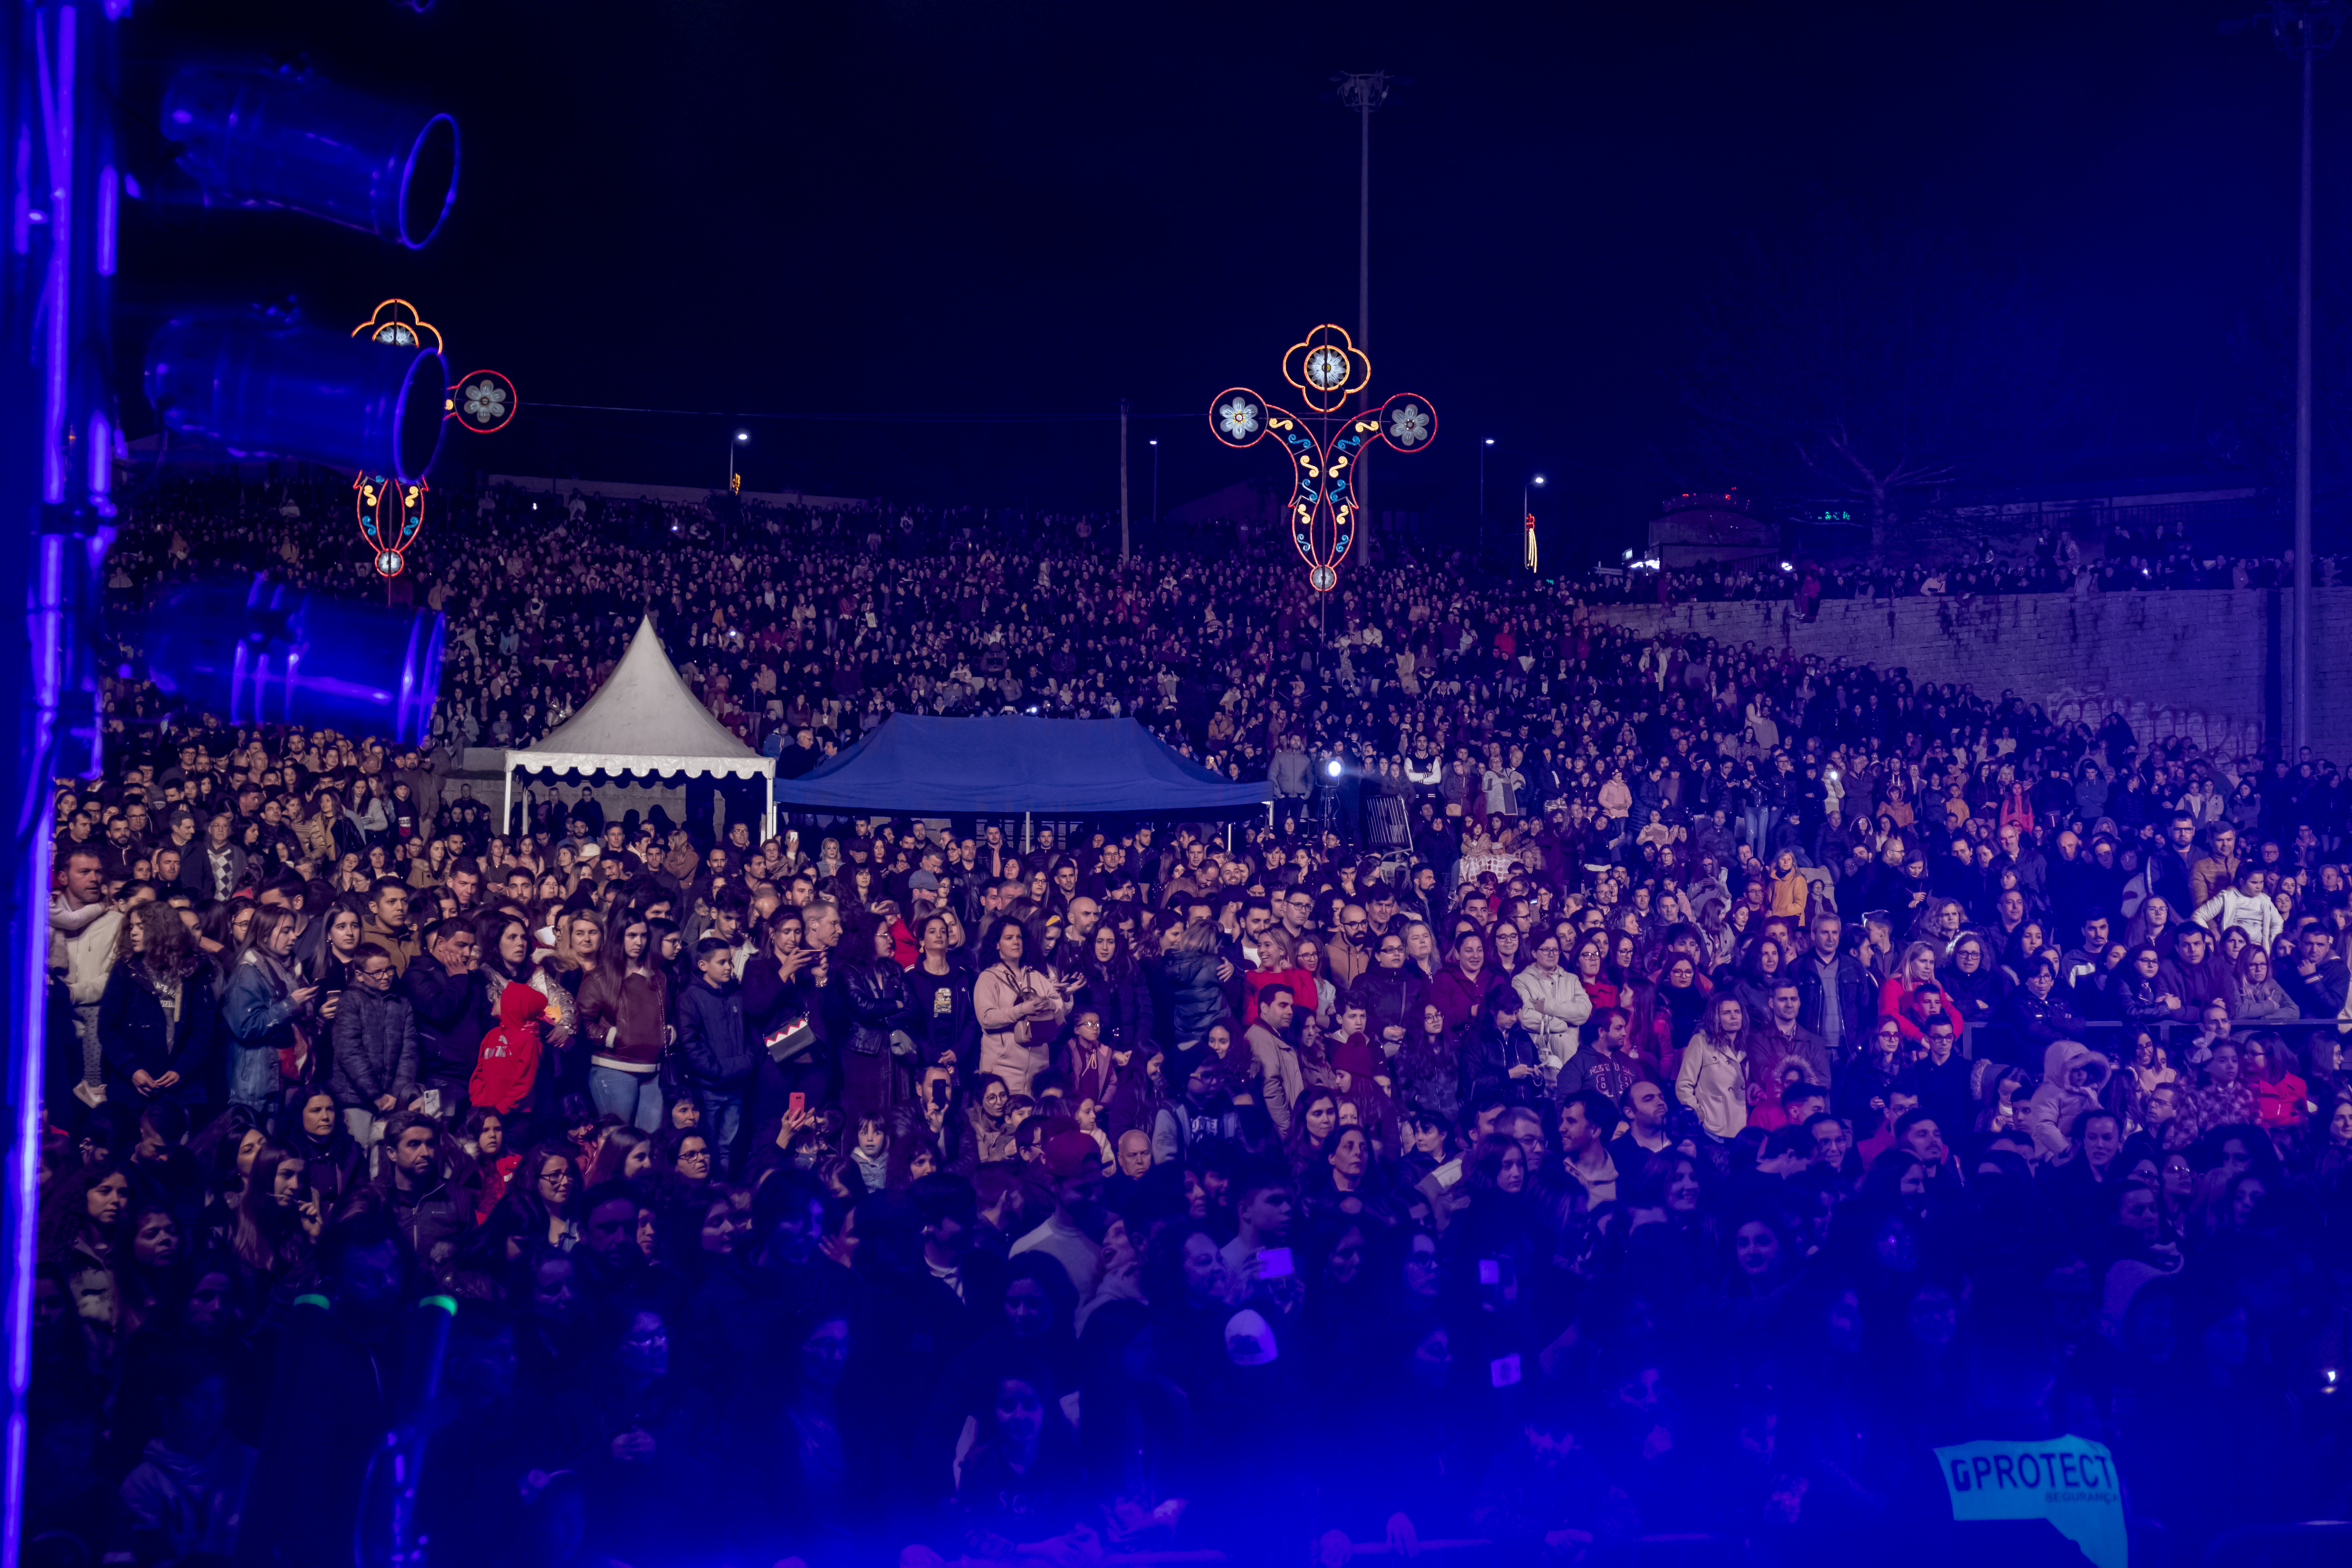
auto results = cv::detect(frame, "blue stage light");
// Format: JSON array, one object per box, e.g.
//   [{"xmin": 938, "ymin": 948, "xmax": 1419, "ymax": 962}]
[
  {"xmin": 161, "ymin": 64, "xmax": 459, "ymax": 248},
  {"xmin": 145, "ymin": 315, "xmax": 448, "ymax": 482},
  {"xmin": 140, "ymin": 574, "xmax": 444, "ymax": 744}
]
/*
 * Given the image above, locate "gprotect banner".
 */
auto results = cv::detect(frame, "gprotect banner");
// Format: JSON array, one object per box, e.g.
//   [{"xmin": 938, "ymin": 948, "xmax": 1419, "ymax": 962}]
[{"xmin": 1935, "ymin": 1435, "xmax": 2125, "ymax": 1568}]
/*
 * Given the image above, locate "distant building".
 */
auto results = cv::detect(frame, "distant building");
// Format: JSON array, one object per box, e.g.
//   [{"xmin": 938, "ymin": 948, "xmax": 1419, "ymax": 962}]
[{"xmin": 1646, "ymin": 490, "xmax": 1779, "ymax": 568}]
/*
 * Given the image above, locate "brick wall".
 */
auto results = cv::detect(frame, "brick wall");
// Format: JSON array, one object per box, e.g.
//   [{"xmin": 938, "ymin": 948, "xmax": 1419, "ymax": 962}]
[{"xmin": 1571, "ymin": 587, "xmax": 2352, "ymax": 762}]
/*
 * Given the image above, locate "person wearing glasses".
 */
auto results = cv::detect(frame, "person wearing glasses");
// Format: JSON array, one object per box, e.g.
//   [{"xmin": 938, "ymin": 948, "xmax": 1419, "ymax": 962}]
[
  {"xmin": 329, "ymin": 940, "xmax": 419, "ymax": 1169},
  {"xmin": 1349, "ymin": 930, "xmax": 1430, "ymax": 1041}
]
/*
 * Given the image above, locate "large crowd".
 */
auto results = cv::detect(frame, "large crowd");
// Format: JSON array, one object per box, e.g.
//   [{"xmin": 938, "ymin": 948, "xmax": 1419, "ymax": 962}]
[{"xmin": 27, "ymin": 471, "xmax": 2352, "ymax": 1568}]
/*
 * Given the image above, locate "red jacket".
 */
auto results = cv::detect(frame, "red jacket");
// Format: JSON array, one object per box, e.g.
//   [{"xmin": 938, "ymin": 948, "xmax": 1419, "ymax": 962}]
[
  {"xmin": 469, "ymin": 982, "xmax": 547, "ymax": 1115},
  {"xmin": 2255, "ymin": 1070, "xmax": 2308, "ymax": 1130}
]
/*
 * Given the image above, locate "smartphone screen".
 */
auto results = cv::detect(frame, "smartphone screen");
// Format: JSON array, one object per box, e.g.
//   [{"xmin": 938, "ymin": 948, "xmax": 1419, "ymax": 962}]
[
  {"xmin": 1257, "ymin": 1246, "xmax": 1294, "ymax": 1280},
  {"xmin": 788, "ymin": 1092, "xmax": 806, "ymax": 1118}
]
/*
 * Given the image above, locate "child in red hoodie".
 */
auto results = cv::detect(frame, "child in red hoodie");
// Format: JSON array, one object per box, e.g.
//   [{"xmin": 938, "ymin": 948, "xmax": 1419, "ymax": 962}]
[{"xmin": 470, "ymin": 982, "xmax": 548, "ymax": 1118}]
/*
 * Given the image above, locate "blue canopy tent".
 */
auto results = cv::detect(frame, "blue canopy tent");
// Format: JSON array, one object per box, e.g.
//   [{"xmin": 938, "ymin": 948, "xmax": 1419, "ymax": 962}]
[{"xmin": 772, "ymin": 715, "xmax": 1271, "ymax": 817}]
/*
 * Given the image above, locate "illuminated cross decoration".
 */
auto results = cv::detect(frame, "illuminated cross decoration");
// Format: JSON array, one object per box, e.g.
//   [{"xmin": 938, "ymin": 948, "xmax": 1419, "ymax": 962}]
[
  {"xmin": 351, "ymin": 299, "xmax": 519, "ymax": 577},
  {"xmin": 1208, "ymin": 323, "xmax": 1434, "ymax": 593}
]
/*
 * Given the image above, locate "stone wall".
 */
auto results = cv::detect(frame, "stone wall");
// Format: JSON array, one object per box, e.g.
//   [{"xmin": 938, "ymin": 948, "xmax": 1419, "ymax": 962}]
[{"xmin": 1570, "ymin": 588, "xmax": 2352, "ymax": 761}]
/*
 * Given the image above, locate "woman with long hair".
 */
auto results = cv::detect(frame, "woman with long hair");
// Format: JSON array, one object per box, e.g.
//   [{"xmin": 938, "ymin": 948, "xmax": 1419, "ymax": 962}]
[
  {"xmin": 1394, "ymin": 1002, "xmax": 1464, "ymax": 1129},
  {"xmin": 584, "ymin": 1124, "xmax": 654, "ymax": 1186},
  {"xmin": 488, "ymin": 1143, "xmax": 584, "ymax": 1254},
  {"xmin": 228, "ymin": 1141, "xmax": 316, "ymax": 1281},
  {"xmin": 842, "ymin": 912, "xmax": 912, "ymax": 1119},
  {"xmin": 1075, "ymin": 923, "xmax": 1154, "ymax": 1055},
  {"xmin": 1280, "ymin": 1088, "xmax": 1343, "ymax": 1179},
  {"xmin": 40, "ymin": 1158, "xmax": 131, "ymax": 1271},
  {"xmin": 577, "ymin": 908, "xmax": 668, "ymax": 1132},
  {"xmin": 99, "ymin": 899, "xmax": 218, "ymax": 1110},
  {"xmin": 315, "ymin": 897, "xmax": 367, "ymax": 995},
  {"xmin": 221, "ymin": 905, "xmax": 318, "ymax": 1118}
]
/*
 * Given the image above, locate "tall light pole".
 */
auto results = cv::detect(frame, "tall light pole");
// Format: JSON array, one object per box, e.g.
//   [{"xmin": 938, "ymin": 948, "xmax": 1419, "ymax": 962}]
[
  {"xmin": 1119, "ymin": 398, "xmax": 1131, "ymax": 562},
  {"xmin": 1331, "ymin": 70, "xmax": 1395, "ymax": 358},
  {"xmin": 1480, "ymin": 437, "xmax": 1494, "ymax": 518},
  {"xmin": 728, "ymin": 429, "xmax": 749, "ymax": 492},
  {"xmin": 1334, "ymin": 70, "xmax": 1396, "ymax": 549},
  {"xmin": 1148, "ymin": 438, "xmax": 1160, "ymax": 538},
  {"xmin": 2231, "ymin": 1, "xmax": 2343, "ymax": 756},
  {"xmin": 1520, "ymin": 473, "xmax": 1545, "ymax": 567}
]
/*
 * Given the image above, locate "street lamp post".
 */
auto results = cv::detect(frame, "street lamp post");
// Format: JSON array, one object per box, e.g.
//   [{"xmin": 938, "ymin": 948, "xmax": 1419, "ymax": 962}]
[
  {"xmin": 728, "ymin": 429, "xmax": 749, "ymax": 493},
  {"xmin": 1333, "ymin": 70, "xmax": 1396, "ymax": 551},
  {"xmin": 1148, "ymin": 439, "xmax": 1159, "ymax": 537},
  {"xmin": 1480, "ymin": 437, "xmax": 1494, "ymax": 519},
  {"xmin": 2229, "ymin": 0, "xmax": 2344, "ymax": 756}
]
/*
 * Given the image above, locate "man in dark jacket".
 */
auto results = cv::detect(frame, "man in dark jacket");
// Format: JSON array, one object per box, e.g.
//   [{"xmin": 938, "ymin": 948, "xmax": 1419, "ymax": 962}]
[
  {"xmin": 371, "ymin": 1110, "xmax": 471, "ymax": 1272},
  {"xmin": 2283, "ymin": 924, "xmax": 2352, "ymax": 1021},
  {"xmin": 330, "ymin": 941, "xmax": 419, "ymax": 1157},
  {"xmin": 676, "ymin": 937, "xmax": 752, "ymax": 1169},
  {"xmin": 401, "ymin": 918, "xmax": 488, "ymax": 1120},
  {"xmin": 1793, "ymin": 912, "xmax": 1872, "ymax": 1068}
]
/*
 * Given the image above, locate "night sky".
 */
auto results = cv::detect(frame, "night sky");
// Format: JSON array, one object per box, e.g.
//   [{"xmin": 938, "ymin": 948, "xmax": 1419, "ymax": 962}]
[{"xmin": 121, "ymin": 1, "xmax": 2341, "ymax": 559}]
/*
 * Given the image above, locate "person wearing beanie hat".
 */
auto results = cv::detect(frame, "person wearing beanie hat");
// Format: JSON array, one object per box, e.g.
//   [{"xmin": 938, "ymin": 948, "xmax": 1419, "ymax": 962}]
[{"xmin": 1008, "ymin": 1129, "xmax": 1108, "ymax": 1296}]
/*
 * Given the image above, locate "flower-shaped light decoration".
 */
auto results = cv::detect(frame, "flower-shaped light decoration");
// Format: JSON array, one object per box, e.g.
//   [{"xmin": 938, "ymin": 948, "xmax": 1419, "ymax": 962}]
[
  {"xmin": 447, "ymin": 370, "xmax": 518, "ymax": 434},
  {"xmin": 1280, "ymin": 323, "xmax": 1371, "ymax": 414},
  {"xmin": 463, "ymin": 378, "xmax": 509, "ymax": 427},
  {"xmin": 1208, "ymin": 329, "xmax": 1436, "ymax": 596},
  {"xmin": 351, "ymin": 298, "xmax": 444, "ymax": 354}
]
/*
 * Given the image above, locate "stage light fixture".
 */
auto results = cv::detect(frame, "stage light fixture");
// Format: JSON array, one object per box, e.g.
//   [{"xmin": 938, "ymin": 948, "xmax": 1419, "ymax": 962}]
[
  {"xmin": 160, "ymin": 65, "xmax": 460, "ymax": 248},
  {"xmin": 140, "ymin": 574, "xmax": 444, "ymax": 744},
  {"xmin": 145, "ymin": 314, "xmax": 448, "ymax": 483}
]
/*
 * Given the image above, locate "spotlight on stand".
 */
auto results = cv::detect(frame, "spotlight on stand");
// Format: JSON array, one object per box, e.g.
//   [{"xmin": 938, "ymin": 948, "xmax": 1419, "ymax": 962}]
[
  {"xmin": 160, "ymin": 65, "xmax": 460, "ymax": 248},
  {"xmin": 139, "ymin": 574, "xmax": 444, "ymax": 744},
  {"xmin": 1326, "ymin": 758, "xmax": 1344, "ymax": 778},
  {"xmin": 145, "ymin": 314, "xmax": 448, "ymax": 483}
]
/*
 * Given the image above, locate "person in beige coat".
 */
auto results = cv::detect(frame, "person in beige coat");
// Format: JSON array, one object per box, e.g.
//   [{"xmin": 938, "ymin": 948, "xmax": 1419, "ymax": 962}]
[{"xmin": 973, "ymin": 915, "xmax": 1072, "ymax": 1096}]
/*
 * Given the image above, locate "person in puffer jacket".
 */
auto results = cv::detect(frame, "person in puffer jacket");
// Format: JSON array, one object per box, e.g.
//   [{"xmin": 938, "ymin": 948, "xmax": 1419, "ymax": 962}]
[
  {"xmin": 2023, "ymin": 1037, "xmax": 2115, "ymax": 1162},
  {"xmin": 329, "ymin": 941, "xmax": 419, "ymax": 1152},
  {"xmin": 469, "ymin": 980, "xmax": 547, "ymax": 1118}
]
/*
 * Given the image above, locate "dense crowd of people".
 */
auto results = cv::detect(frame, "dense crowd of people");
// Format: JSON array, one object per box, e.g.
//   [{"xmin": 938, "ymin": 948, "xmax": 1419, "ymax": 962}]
[{"xmin": 27, "ymin": 470, "xmax": 2352, "ymax": 1568}]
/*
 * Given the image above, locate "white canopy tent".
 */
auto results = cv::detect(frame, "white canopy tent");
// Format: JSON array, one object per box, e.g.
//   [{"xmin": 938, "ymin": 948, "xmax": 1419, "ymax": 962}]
[{"xmin": 502, "ymin": 615, "xmax": 774, "ymax": 841}]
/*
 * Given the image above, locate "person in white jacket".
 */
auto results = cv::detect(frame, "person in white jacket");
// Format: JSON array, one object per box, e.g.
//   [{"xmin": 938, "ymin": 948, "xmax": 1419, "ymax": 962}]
[
  {"xmin": 1675, "ymin": 996, "xmax": 1752, "ymax": 1141},
  {"xmin": 49, "ymin": 847, "xmax": 122, "ymax": 1105},
  {"xmin": 2195, "ymin": 863, "xmax": 2285, "ymax": 957},
  {"xmin": 1512, "ymin": 933, "xmax": 1592, "ymax": 1073}
]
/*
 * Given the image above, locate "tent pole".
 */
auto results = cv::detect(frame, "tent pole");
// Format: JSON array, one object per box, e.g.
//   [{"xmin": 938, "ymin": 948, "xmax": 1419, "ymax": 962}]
[
  {"xmin": 1023, "ymin": 812, "xmax": 1032, "ymax": 854},
  {"xmin": 502, "ymin": 764, "xmax": 513, "ymax": 839},
  {"xmin": 763, "ymin": 768, "xmax": 776, "ymax": 845}
]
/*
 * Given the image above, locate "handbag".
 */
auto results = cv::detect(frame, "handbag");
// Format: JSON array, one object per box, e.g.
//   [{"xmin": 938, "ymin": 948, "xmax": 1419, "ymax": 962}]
[{"xmin": 764, "ymin": 1014, "xmax": 819, "ymax": 1065}]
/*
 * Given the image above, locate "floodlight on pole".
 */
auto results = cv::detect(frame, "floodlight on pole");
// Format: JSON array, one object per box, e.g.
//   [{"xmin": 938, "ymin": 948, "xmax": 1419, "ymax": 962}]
[{"xmin": 729, "ymin": 429, "xmax": 749, "ymax": 492}]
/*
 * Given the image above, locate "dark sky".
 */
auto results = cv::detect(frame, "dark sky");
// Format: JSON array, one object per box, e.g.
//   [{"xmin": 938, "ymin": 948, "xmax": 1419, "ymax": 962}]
[{"xmin": 123, "ymin": 0, "xmax": 2338, "ymax": 558}]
